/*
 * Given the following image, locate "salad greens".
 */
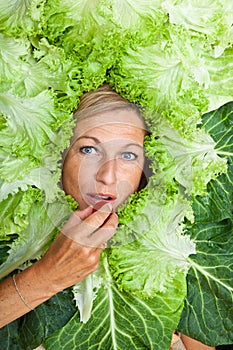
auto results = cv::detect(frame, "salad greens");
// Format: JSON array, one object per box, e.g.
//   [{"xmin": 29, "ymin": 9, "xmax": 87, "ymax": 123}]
[{"xmin": 0, "ymin": 0, "xmax": 232, "ymax": 349}]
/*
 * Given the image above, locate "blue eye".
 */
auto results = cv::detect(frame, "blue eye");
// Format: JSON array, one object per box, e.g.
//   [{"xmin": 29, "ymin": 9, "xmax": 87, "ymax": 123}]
[
  {"xmin": 80, "ymin": 146, "xmax": 98, "ymax": 155},
  {"xmin": 121, "ymin": 152, "xmax": 137, "ymax": 160}
]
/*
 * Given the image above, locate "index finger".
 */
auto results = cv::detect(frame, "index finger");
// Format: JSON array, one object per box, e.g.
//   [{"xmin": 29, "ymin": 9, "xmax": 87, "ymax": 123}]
[
  {"xmin": 61, "ymin": 206, "xmax": 94, "ymax": 236},
  {"xmin": 88, "ymin": 212, "xmax": 118, "ymax": 248},
  {"xmin": 62, "ymin": 203, "xmax": 113, "ymax": 241}
]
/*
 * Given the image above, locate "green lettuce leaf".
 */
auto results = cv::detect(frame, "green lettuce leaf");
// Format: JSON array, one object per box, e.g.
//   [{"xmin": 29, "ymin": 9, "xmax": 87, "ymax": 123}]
[
  {"xmin": 0, "ymin": 188, "xmax": 38, "ymax": 239},
  {"xmin": 0, "ymin": 0, "xmax": 44, "ymax": 36},
  {"xmin": 0, "ymin": 91, "xmax": 56, "ymax": 159},
  {"xmin": 179, "ymin": 218, "xmax": 233, "ymax": 346},
  {"xmin": 154, "ymin": 118, "xmax": 227, "ymax": 196},
  {"xmin": 0, "ymin": 1, "xmax": 233, "ymax": 349},
  {"xmin": 0, "ymin": 33, "xmax": 30, "ymax": 86},
  {"xmin": 0, "ymin": 288, "xmax": 76, "ymax": 350},
  {"xmin": 203, "ymin": 47, "xmax": 233, "ymax": 112},
  {"xmin": 110, "ymin": 0, "xmax": 165, "ymax": 29},
  {"xmin": 178, "ymin": 102, "xmax": 233, "ymax": 346},
  {"xmin": 110, "ymin": 26, "xmax": 210, "ymax": 133},
  {"xmin": 0, "ymin": 196, "xmax": 72, "ymax": 279},
  {"xmin": 44, "ymin": 255, "xmax": 186, "ymax": 350},
  {"xmin": 111, "ymin": 19, "xmax": 233, "ymax": 132},
  {"xmin": 109, "ymin": 194, "xmax": 195, "ymax": 297},
  {"xmin": 162, "ymin": 0, "xmax": 233, "ymax": 55},
  {"xmin": 72, "ymin": 270, "xmax": 104, "ymax": 324},
  {"xmin": 0, "ymin": 167, "xmax": 60, "ymax": 202}
]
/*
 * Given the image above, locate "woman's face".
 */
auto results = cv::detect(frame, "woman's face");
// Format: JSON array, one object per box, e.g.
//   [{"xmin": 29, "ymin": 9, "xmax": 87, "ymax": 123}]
[{"xmin": 62, "ymin": 109, "xmax": 145, "ymax": 210}]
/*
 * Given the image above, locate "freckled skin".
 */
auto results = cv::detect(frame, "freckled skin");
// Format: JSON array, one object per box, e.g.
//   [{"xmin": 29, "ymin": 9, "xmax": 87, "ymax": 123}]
[{"xmin": 62, "ymin": 109, "xmax": 146, "ymax": 210}]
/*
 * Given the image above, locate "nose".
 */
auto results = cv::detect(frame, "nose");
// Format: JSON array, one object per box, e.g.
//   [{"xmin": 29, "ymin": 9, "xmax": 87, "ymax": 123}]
[{"xmin": 96, "ymin": 159, "xmax": 117, "ymax": 185}]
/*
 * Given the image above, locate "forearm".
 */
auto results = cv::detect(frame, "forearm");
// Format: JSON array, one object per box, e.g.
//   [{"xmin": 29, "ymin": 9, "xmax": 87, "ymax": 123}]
[
  {"xmin": 180, "ymin": 333, "xmax": 215, "ymax": 350},
  {"xmin": 0, "ymin": 262, "xmax": 56, "ymax": 328}
]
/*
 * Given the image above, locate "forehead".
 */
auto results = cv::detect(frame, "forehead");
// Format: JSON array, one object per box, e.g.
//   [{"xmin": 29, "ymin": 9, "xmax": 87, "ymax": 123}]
[{"xmin": 74, "ymin": 109, "xmax": 146, "ymax": 141}]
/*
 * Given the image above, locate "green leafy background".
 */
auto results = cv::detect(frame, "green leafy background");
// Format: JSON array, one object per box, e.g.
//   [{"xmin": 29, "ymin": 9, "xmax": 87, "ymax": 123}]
[
  {"xmin": 0, "ymin": 0, "xmax": 232, "ymax": 349},
  {"xmin": 178, "ymin": 103, "xmax": 233, "ymax": 345}
]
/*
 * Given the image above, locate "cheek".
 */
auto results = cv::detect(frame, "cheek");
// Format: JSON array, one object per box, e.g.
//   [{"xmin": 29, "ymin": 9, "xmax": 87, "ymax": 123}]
[
  {"xmin": 131, "ymin": 167, "xmax": 143, "ymax": 190},
  {"xmin": 77, "ymin": 158, "xmax": 97, "ymax": 180},
  {"xmin": 120, "ymin": 164, "xmax": 143, "ymax": 193},
  {"xmin": 65, "ymin": 157, "xmax": 97, "ymax": 192},
  {"xmin": 62, "ymin": 154, "xmax": 82, "ymax": 196}
]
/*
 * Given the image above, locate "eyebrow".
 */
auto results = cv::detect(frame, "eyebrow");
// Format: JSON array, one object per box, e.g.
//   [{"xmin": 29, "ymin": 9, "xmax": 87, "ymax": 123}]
[
  {"xmin": 76, "ymin": 136, "xmax": 100, "ymax": 143},
  {"xmin": 76, "ymin": 136, "xmax": 144, "ymax": 149}
]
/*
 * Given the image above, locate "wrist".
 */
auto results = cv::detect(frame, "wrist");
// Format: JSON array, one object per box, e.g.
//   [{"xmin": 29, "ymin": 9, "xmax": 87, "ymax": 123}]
[{"xmin": 16, "ymin": 260, "xmax": 58, "ymax": 309}]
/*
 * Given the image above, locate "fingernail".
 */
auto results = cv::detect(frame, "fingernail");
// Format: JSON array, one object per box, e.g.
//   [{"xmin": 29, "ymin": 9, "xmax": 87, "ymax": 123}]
[
  {"xmin": 106, "ymin": 203, "xmax": 113, "ymax": 212},
  {"xmin": 98, "ymin": 202, "xmax": 112, "ymax": 213},
  {"xmin": 94, "ymin": 202, "xmax": 113, "ymax": 213}
]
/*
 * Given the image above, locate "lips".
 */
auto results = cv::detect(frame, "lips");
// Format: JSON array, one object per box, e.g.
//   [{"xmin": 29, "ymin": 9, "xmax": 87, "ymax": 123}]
[
  {"xmin": 86, "ymin": 193, "xmax": 117, "ymax": 208},
  {"xmin": 93, "ymin": 194, "xmax": 114, "ymax": 200}
]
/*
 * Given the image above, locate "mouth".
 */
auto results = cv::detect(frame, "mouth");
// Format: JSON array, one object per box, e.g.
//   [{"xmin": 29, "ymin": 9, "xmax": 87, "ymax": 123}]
[{"xmin": 86, "ymin": 193, "xmax": 117, "ymax": 208}]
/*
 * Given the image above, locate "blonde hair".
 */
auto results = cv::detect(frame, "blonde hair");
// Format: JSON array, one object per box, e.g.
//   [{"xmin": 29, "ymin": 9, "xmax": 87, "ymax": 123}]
[{"xmin": 74, "ymin": 84, "xmax": 142, "ymax": 122}]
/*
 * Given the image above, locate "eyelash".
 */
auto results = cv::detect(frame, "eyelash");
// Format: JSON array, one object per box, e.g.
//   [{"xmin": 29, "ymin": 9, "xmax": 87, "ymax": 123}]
[
  {"xmin": 80, "ymin": 146, "xmax": 98, "ymax": 155},
  {"xmin": 79, "ymin": 147, "xmax": 138, "ymax": 161},
  {"xmin": 121, "ymin": 152, "xmax": 138, "ymax": 161}
]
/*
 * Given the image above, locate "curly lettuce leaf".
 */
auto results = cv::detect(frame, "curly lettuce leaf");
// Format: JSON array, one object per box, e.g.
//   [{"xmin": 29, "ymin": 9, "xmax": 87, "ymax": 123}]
[
  {"xmin": 0, "ymin": 33, "xmax": 80, "ymax": 111},
  {"xmin": 155, "ymin": 118, "xmax": 227, "ymax": 196},
  {"xmin": 0, "ymin": 0, "xmax": 44, "ymax": 36},
  {"xmin": 110, "ymin": 0, "xmax": 165, "ymax": 29},
  {"xmin": 110, "ymin": 26, "xmax": 210, "ymax": 131},
  {"xmin": 109, "ymin": 194, "xmax": 195, "ymax": 297},
  {"xmin": 0, "ymin": 188, "xmax": 39, "ymax": 239},
  {"xmin": 0, "ymin": 91, "xmax": 56, "ymax": 159},
  {"xmin": 0, "ymin": 196, "xmax": 72, "ymax": 279},
  {"xmin": 42, "ymin": 0, "xmax": 164, "ymax": 43},
  {"xmin": 42, "ymin": 0, "xmax": 109, "ymax": 45},
  {"xmin": 0, "ymin": 116, "xmax": 75, "ymax": 203},
  {"xmin": 0, "ymin": 166, "xmax": 62, "ymax": 203},
  {"xmin": 203, "ymin": 48, "xmax": 233, "ymax": 113},
  {"xmin": 111, "ymin": 22, "xmax": 233, "ymax": 134},
  {"xmin": 0, "ymin": 90, "xmax": 59, "ymax": 199},
  {"xmin": 0, "ymin": 0, "xmax": 32, "ymax": 33},
  {"xmin": 0, "ymin": 34, "xmax": 30, "ymax": 86},
  {"xmin": 0, "ymin": 89, "xmax": 74, "ymax": 201},
  {"xmin": 0, "ymin": 1, "xmax": 232, "ymax": 349},
  {"xmin": 162, "ymin": 0, "xmax": 233, "ymax": 55}
]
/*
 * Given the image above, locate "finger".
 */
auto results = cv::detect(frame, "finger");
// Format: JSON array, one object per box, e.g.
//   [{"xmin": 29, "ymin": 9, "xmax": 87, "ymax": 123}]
[
  {"xmin": 61, "ymin": 206, "xmax": 94, "ymax": 235},
  {"xmin": 82, "ymin": 203, "xmax": 113, "ymax": 230},
  {"xmin": 63, "ymin": 203, "xmax": 114, "ymax": 244},
  {"xmin": 90, "ymin": 213, "xmax": 118, "ymax": 248}
]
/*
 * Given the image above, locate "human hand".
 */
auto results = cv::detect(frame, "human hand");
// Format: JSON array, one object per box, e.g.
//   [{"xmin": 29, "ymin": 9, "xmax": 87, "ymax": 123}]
[{"xmin": 35, "ymin": 203, "xmax": 118, "ymax": 294}]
